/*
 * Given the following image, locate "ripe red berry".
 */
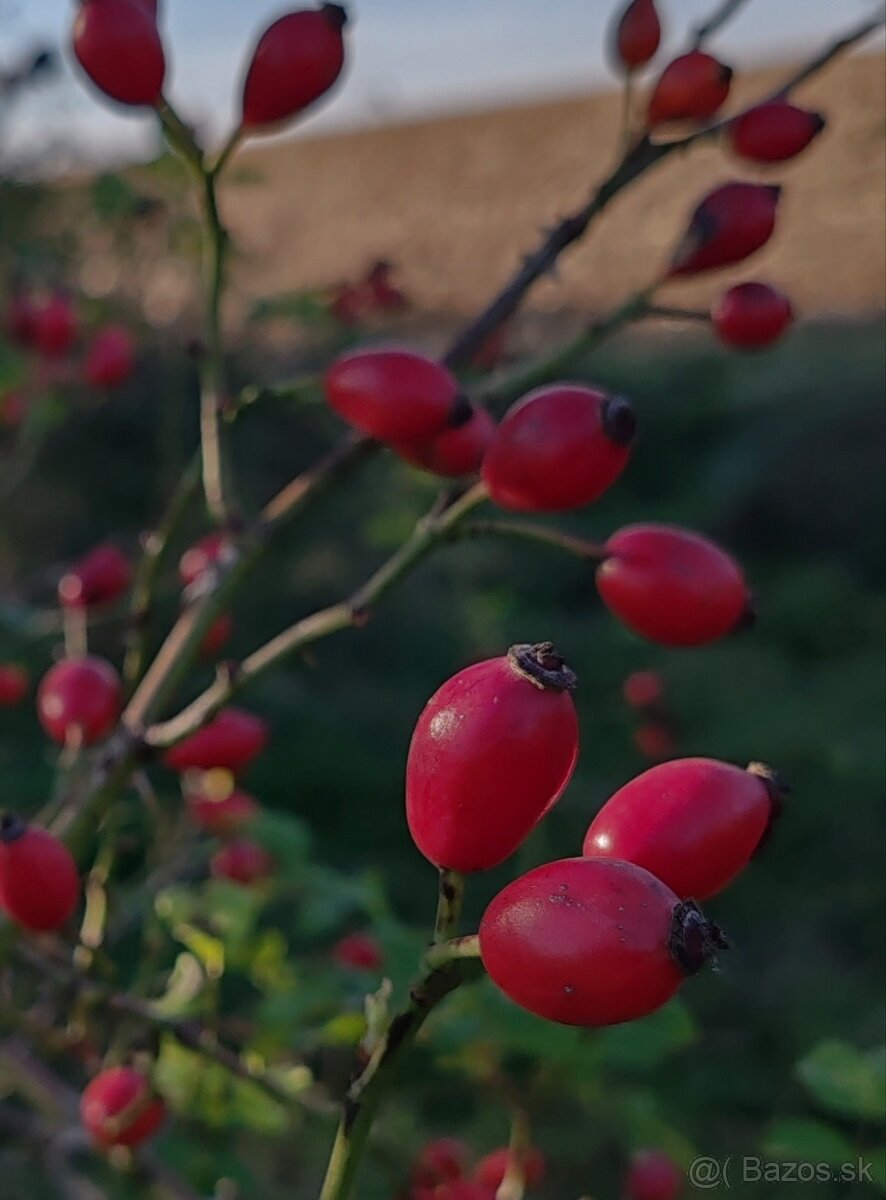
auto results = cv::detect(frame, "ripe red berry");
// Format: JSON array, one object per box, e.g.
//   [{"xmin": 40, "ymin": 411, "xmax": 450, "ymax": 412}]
[
  {"xmin": 711, "ymin": 282, "xmax": 793, "ymax": 349},
  {"xmin": 0, "ymin": 390, "xmax": 26, "ymax": 429},
  {"xmin": 72, "ymin": 0, "xmax": 166, "ymax": 107},
  {"xmin": 6, "ymin": 292, "xmax": 37, "ymax": 347},
  {"xmin": 647, "ymin": 52, "xmax": 732, "ymax": 125},
  {"xmin": 0, "ymin": 815, "xmax": 79, "ymax": 932},
  {"xmin": 482, "ymin": 385, "xmax": 636, "ymax": 512},
  {"xmin": 626, "ymin": 1149, "xmax": 684, "ymax": 1200},
  {"xmin": 210, "ymin": 838, "xmax": 274, "ymax": 886},
  {"xmin": 0, "ymin": 664, "xmax": 29, "ymax": 707},
  {"xmin": 668, "ymin": 182, "xmax": 781, "ymax": 277},
  {"xmin": 729, "ymin": 100, "xmax": 825, "ymax": 164},
  {"xmin": 164, "ymin": 707, "xmax": 269, "ymax": 773},
  {"xmin": 431, "ymin": 1185, "xmax": 496, "ymax": 1200},
  {"xmin": 241, "ymin": 5, "xmax": 348, "ymax": 130},
  {"xmin": 187, "ymin": 786, "xmax": 258, "ymax": 836},
  {"xmin": 84, "ymin": 325, "xmax": 135, "ymax": 389},
  {"xmin": 332, "ymin": 932, "xmax": 383, "ymax": 971},
  {"xmin": 199, "ymin": 613, "xmax": 234, "ymax": 660},
  {"xmin": 37, "ymin": 656, "xmax": 122, "ymax": 746},
  {"xmin": 406, "ymin": 643, "xmax": 579, "ymax": 873},
  {"xmin": 474, "ymin": 1146, "xmax": 546, "ymax": 1191},
  {"xmin": 633, "ymin": 721, "xmax": 674, "ymax": 762},
  {"xmin": 412, "ymin": 1138, "xmax": 469, "ymax": 1188},
  {"xmin": 325, "ymin": 347, "xmax": 460, "ymax": 443},
  {"xmin": 80, "ymin": 1067, "xmax": 165, "ymax": 1148},
  {"xmin": 178, "ymin": 532, "xmax": 232, "ymax": 589},
  {"xmin": 479, "ymin": 857, "xmax": 727, "ymax": 1027},
  {"xmin": 58, "ymin": 542, "xmax": 132, "ymax": 609},
  {"xmin": 584, "ymin": 758, "xmax": 783, "ymax": 900},
  {"xmin": 393, "ymin": 405, "xmax": 496, "ymax": 478},
  {"xmin": 597, "ymin": 524, "xmax": 751, "ymax": 646},
  {"xmin": 32, "ymin": 293, "xmax": 78, "ymax": 358},
  {"xmin": 365, "ymin": 260, "xmax": 407, "ymax": 311},
  {"xmin": 622, "ymin": 669, "xmax": 664, "ymax": 710},
  {"xmin": 612, "ymin": 0, "xmax": 662, "ymax": 72}
]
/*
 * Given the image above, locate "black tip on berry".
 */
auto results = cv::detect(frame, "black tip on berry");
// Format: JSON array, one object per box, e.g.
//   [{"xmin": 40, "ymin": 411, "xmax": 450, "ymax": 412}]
[
  {"xmin": 600, "ymin": 395, "xmax": 637, "ymax": 447},
  {"xmin": 668, "ymin": 899, "xmax": 729, "ymax": 976},
  {"xmin": 0, "ymin": 813, "xmax": 27, "ymax": 844},
  {"xmin": 449, "ymin": 393, "xmax": 475, "ymax": 429},
  {"xmin": 811, "ymin": 111, "xmax": 827, "ymax": 136},
  {"xmin": 719, "ymin": 64, "xmax": 734, "ymax": 85},
  {"xmin": 745, "ymin": 761, "xmax": 790, "ymax": 856},
  {"xmin": 507, "ymin": 642, "xmax": 577, "ymax": 692},
  {"xmin": 322, "ymin": 3, "xmax": 349, "ymax": 31},
  {"xmin": 767, "ymin": 185, "xmax": 783, "ymax": 202},
  {"xmin": 733, "ymin": 595, "xmax": 757, "ymax": 634}
]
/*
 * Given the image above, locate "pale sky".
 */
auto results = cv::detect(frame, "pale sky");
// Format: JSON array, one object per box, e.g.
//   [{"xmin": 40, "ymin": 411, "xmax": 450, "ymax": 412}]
[{"xmin": 1, "ymin": 0, "xmax": 883, "ymax": 165}]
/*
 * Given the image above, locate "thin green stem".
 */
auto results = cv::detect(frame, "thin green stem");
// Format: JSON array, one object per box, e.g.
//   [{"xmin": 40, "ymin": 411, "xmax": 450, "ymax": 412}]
[
  {"xmin": 453, "ymin": 520, "xmax": 610, "ymax": 563},
  {"xmin": 433, "ymin": 870, "xmax": 465, "ymax": 944},
  {"xmin": 210, "ymin": 126, "xmax": 244, "ymax": 179},
  {"xmin": 646, "ymin": 303, "xmax": 710, "ymax": 323}
]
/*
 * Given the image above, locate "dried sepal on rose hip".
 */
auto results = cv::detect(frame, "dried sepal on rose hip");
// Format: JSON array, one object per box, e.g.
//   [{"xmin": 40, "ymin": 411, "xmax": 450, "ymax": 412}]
[
  {"xmin": 406, "ymin": 643, "xmax": 579, "ymax": 873},
  {"xmin": 0, "ymin": 814, "xmax": 80, "ymax": 933},
  {"xmin": 240, "ymin": 5, "xmax": 348, "ymax": 131},
  {"xmin": 712, "ymin": 282, "xmax": 793, "ymax": 349},
  {"xmin": 37, "ymin": 656, "xmax": 123, "ymax": 746},
  {"xmin": 611, "ymin": 0, "xmax": 662, "ymax": 74},
  {"xmin": 480, "ymin": 857, "xmax": 728, "ymax": 1027},
  {"xmin": 80, "ymin": 1066, "xmax": 166, "ymax": 1148},
  {"xmin": 667, "ymin": 182, "xmax": 782, "ymax": 278},
  {"xmin": 596, "ymin": 523, "xmax": 752, "ymax": 646},
  {"xmin": 647, "ymin": 51, "xmax": 732, "ymax": 125},
  {"xmin": 729, "ymin": 100, "xmax": 826, "ymax": 164},
  {"xmin": 482, "ymin": 385, "xmax": 636, "ymax": 512},
  {"xmin": 72, "ymin": 0, "xmax": 166, "ymax": 108},
  {"xmin": 584, "ymin": 757, "xmax": 788, "ymax": 900},
  {"xmin": 325, "ymin": 346, "xmax": 462, "ymax": 443}
]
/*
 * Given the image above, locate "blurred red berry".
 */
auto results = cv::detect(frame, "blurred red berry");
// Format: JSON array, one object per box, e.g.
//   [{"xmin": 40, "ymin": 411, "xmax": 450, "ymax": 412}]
[
  {"xmin": 84, "ymin": 325, "xmax": 135, "ymax": 389},
  {"xmin": 241, "ymin": 6, "xmax": 348, "ymax": 130},
  {"xmin": 474, "ymin": 1146, "xmax": 546, "ymax": 1191},
  {"xmin": 647, "ymin": 52, "xmax": 732, "ymax": 125},
  {"xmin": 0, "ymin": 815, "xmax": 79, "ymax": 932},
  {"xmin": 211, "ymin": 838, "xmax": 274, "ymax": 886},
  {"xmin": 483, "ymin": 385, "xmax": 635, "ymax": 512},
  {"xmin": 0, "ymin": 390, "xmax": 26, "ymax": 429},
  {"xmin": 81, "ymin": 1066, "xmax": 165, "ymax": 1148},
  {"xmin": 187, "ymin": 786, "xmax": 258, "ymax": 836},
  {"xmin": 37, "ymin": 656, "xmax": 122, "ymax": 746},
  {"xmin": 622, "ymin": 669, "xmax": 664, "ymax": 709},
  {"xmin": 164, "ymin": 707, "xmax": 269, "ymax": 773},
  {"xmin": 412, "ymin": 1138, "xmax": 470, "ymax": 1188},
  {"xmin": 199, "ymin": 613, "xmax": 234, "ymax": 660},
  {"xmin": 32, "ymin": 293, "xmax": 78, "ymax": 358},
  {"xmin": 179, "ymin": 532, "xmax": 232, "ymax": 588},
  {"xmin": 668, "ymin": 183, "xmax": 781, "ymax": 277},
  {"xmin": 625, "ymin": 1149, "xmax": 684, "ymax": 1200},
  {"xmin": 6, "ymin": 293, "xmax": 37, "ymax": 347},
  {"xmin": 58, "ymin": 542, "xmax": 132, "ymax": 609},
  {"xmin": 72, "ymin": 0, "xmax": 166, "ymax": 107},
  {"xmin": 365, "ymin": 261, "xmax": 407, "ymax": 311},
  {"xmin": 633, "ymin": 721, "xmax": 675, "ymax": 762},
  {"xmin": 711, "ymin": 282, "xmax": 793, "ymax": 349},
  {"xmin": 612, "ymin": 0, "xmax": 662, "ymax": 72},
  {"xmin": 332, "ymin": 932, "xmax": 383, "ymax": 971},
  {"xmin": 393, "ymin": 405, "xmax": 496, "ymax": 478},
  {"xmin": 729, "ymin": 100, "xmax": 826, "ymax": 163},
  {"xmin": 0, "ymin": 664, "xmax": 29, "ymax": 707},
  {"xmin": 330, "ymin": 282, "xmax": 365, "ymax": 326},
  {"xmin": 325, "ymin": 347, "xmax": 460, "ymax": 443}
]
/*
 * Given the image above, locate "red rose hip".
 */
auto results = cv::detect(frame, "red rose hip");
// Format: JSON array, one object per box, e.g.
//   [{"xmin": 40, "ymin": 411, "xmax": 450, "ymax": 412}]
[
  {"xmin": 393, "ymin": 405, "xmax": 496, "ymax": 478},
  {"xmin": 622, "ymin": 669, "xmax": 664, "ymax": 710},
  {"xmin": 241, "ymin": 5, "xmax": 347, "ymax": 130},
  {"xmin": 729, "ymin": 100, "xmax": 826, "ymax": 163},
  {"xmin": 164, "ymin": 707, "xmax": 269, "ymax": 773},
  {"xmin": 474, "ymin": 1146, "xmax": 546, "ymax": 1191},
  {"xmin": 479, "ymin": 857, "xmax": 727, "ymax": 1027},
  {"xmin": 84, "ymin": 325, "xmax": 135, "ymax": 388},
  {"xmin": 73, "ymin": 0, "xmax": 166, "ymax": 107},
  {"xmin": 626, "ymin": 1149, "xmax": 684, "ymax": 1200},
  {"xmin": 325, "ymin": 347, "xmax": 460, "ymax": 443},
  {"xmin": 612, "ymin": 0, "xmax": 661, "ymax": 72},
  {"xmin": 0, "ymin": 664, "xmax": 29, "ymax": 707},
  {"xmin": 0, "ymin": 816, "xmax": 80, "ymax": 932},
  {"xmin": 647, "ymin": 52, "xmax": 732, "ymax": 125},
  {"xmin": 37, "ymin": 656, "xmax": 122, "ymax": 745},
  {"xmin": 332, "ymin": 932, "xmax": 383, "ymax": 971},
  {"xmin": 668, "ymin": 182, "xmax": 781, "ymax": 277},
  {"xmin": 406, "ymin": 644, "xmax": 579, "ymax": 872},
  {"xmin": 412, "ymin": 1138, "xmax": 469, "ymax": 1188},
  {"xmin": 712, "ymin": 282, "xmax": 793, "ymax": 349},
  {"xmin": 32, "ymin": 293, "xmax": 78, "ymax": 358},
  {"xmin": 583, "ymin": 758, "xmax": 785, "ymax": 900},
  {"xmin": 179, "ymin": 532, "xmax": 232, "ymax": 588},
  {"xmin": 58, "ymin": 542, "xmax": 132, "ymax": 609},
  {"xmin": 482, "ymin": 385, "xmax": 636, "ymax": 512},
  {"xmin": 187, "ymin": 786, "xmax": 258, "ymax": 836},
  {"xmin": 81, "ymin": 1066, "xmax": 165, "ymax": 1148},
  {"xmin": 596, "ymin": 524, "xmax": 751, "ymax": 646},
  {"xmin": 211, "ymin": 838, "xmax": 274, "ymax": 886}
]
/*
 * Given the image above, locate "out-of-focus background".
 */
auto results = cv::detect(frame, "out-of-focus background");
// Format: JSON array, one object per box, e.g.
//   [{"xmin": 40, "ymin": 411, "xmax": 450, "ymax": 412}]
[{"xmin": 0, "ymin": 2, "xmax": 884, "ymax": 1198}]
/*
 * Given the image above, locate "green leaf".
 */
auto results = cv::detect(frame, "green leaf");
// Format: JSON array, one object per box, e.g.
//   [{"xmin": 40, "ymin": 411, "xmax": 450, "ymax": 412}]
[
  {"xmin": 764, "ymin": 1117, "xmax": 855, "ymax": 1164},
  {"xmin": 796, "ymin": 1041, "xmax": 886, "ymax": 1122},
  {"xmin": 155, "ymin": 1037, "xmax": 288, "ymax": 1134}
]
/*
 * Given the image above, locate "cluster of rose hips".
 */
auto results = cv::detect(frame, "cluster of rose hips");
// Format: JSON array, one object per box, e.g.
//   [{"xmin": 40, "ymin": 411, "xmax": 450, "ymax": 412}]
[
  {"xmin": 1, "ymin": 288, "xmax": 135, "ymax": 429},
  {"xmin": 623, "ymin": 668, "xmax": 677, "ymax": 762},
  {"xmin": 406, "ymin": 1136, "xmax": 546, "ymax": 1200}
]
